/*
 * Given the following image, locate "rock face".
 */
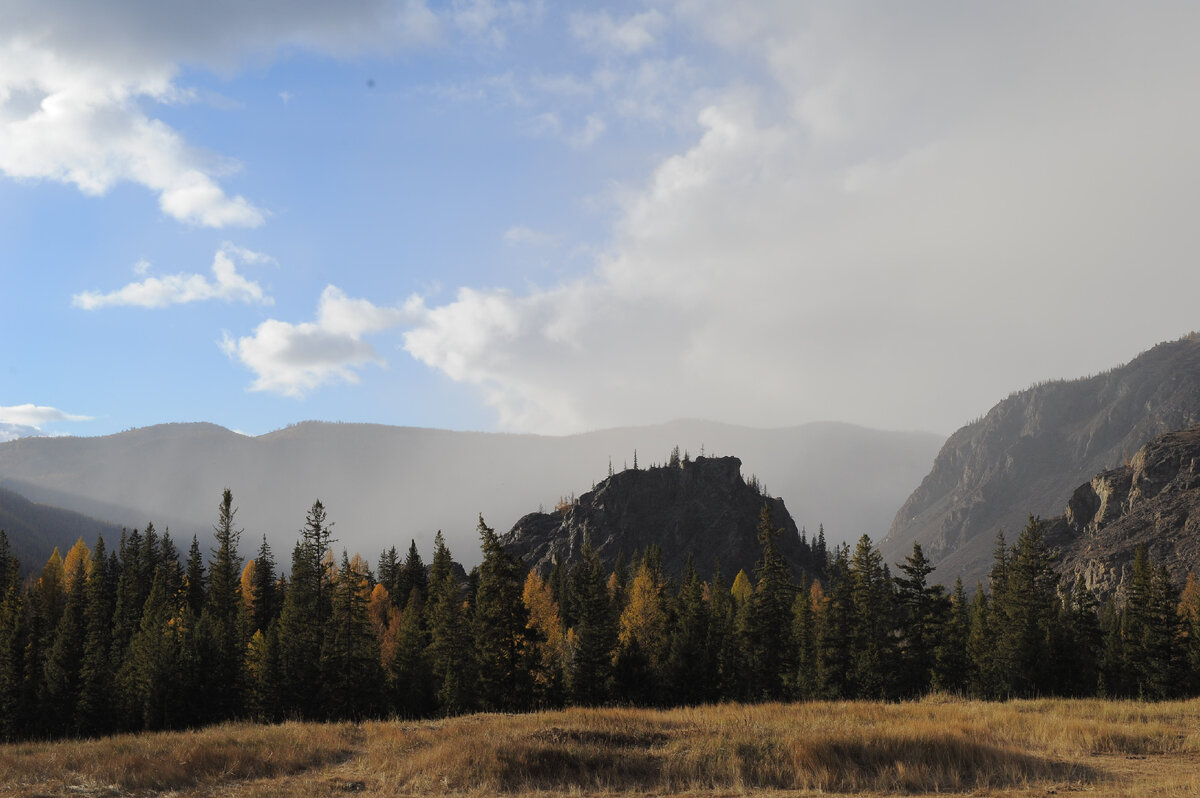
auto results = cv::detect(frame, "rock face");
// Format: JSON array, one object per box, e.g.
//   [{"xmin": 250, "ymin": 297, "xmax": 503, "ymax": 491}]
[
  {"xmin": 1043, "ymin": 425, "xmax": 1200, "ymax": 594},
  {"xmin": 501, "ymin": 456, "xmax": 810, "ymax": 581},
  {"xmin": 884, "ymin": 333, "xmax": 1200, "ymax": 585}
]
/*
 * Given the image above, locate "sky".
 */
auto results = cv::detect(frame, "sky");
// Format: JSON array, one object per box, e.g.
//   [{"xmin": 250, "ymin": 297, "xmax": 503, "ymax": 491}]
[{"xmin": 4, "ymin": 1, "xmax": 1200, "ymax": 442}]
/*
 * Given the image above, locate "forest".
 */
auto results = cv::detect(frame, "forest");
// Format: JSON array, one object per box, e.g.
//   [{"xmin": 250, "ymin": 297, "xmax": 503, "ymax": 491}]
[{"xmin": 1, "ymin": 488, "xmax": 1199, "ymax": 743}]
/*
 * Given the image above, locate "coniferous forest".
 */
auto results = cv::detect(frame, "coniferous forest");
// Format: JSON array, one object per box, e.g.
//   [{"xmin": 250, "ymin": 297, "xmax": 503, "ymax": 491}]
[{"xmin": 2, "ymin": 485, "xmax": 1200, "ymax": 744}]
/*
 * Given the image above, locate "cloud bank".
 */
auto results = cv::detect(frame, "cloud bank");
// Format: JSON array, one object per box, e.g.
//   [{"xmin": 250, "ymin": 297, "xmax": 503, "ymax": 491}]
[
  {"xmin": 0, "ymin": 0, "xmax": 439, "ymax": 227},
  {"xmin": 401, "ymin": 1, "xmax": 1200, "ymax": 435}
]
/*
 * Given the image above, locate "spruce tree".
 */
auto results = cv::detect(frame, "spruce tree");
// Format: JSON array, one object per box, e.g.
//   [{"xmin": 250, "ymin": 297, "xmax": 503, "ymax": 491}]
[
  {"xmin": 0, "ymin": 584, "xmax": 27, "ymax": 741},
  {"xmin": 42, "ymin": 546, "xmax": 89, "ymax": 736},
  {"xmin": 566, "ymin": 540, "xmax": 614, "ymax": 706},
  {"xmin": 426, "ymin": 532, "xmax": 472, "ymax": 714},
  {"xmin": 473, "ymin": 516, "xmax": 534, "ymax": 712},
  {"xmin": 790, "ymin": 575, "xmax": 820, "ymax": 699},
  {"xmin": 931, "ymin": 576, "xmax": 971, "ymax": 694},
  {"xmin": 185, "ymin": 535, "xmax": 207, "ymax": 617},
  {"xmin": 77, "ymin": 535, "xmax": 115, "ymax": 736},
  {"xmin": 744, "ymin": 505, "xmax": 796, "ymax": 700},
  {"xmin": 320, "ymin": 552, "xmax": 383, "ymax": 719},
  {"xmin": 894, "ymin": 542, "xmax": 943, "ymax": 696},
  {"xmin": 849, "ymin": 535, "xmax": 895, "ymax": 698},
  {"xmin": 818, "ymin": 545, "xmax": 854, "ymax": 698},
  {"xmin": 200, "ymin": 488, "xmax": 245, "ymax": 721},
  {"xmin": 400, "ymin": 539, "xmax": 428, "ymax": 610},
  {"xmin": 667, "ymin": 557, "xmax": 710, "ymax": 705},
  {"xmin": 249, "ymin": 535, "xmax": 278, "ymax": 634}
]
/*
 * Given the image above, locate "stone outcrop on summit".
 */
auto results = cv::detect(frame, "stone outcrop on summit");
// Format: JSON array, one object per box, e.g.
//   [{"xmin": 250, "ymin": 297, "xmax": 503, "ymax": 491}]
[{"xmin": 501, "ymin": 455, "xmax": 817, "ymax": 581}]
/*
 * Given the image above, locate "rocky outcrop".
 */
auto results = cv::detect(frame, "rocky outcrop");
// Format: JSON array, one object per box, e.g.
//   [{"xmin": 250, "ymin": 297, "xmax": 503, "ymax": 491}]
[
  {"xmin": 883, "ymin": 333, "xmax": 1200, "ymax": 585},
  {"xmin": 1043, "ymin": 425, "xmax": 1200, "ymax": 594},
  {"xmin": 501, "ymin": 456, "xmax": 812, "ymax": 581}
]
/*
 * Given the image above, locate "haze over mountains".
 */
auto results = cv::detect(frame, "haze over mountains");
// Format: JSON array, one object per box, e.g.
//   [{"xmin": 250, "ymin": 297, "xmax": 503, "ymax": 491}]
[
  {"xmin": 0, "ymin": 419, "xmax": 941, "ymax": 569},
  {"xmin": 884, "ymin": 334, "xmax": 1200, "ymax": 585}
]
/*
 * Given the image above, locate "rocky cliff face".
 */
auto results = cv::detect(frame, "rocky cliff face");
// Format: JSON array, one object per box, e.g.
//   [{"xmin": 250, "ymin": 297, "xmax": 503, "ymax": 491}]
[
  {"xmin": 1043, "ymin": 425, "xmax": 1200, "ymax": 593},
  {"xmin": 501, "ymin": 456, "xmax": 810, "ymax": 581},
  {"xmin": 884, "ymin": 333, "xmax": 1200, "ymax": 584}
]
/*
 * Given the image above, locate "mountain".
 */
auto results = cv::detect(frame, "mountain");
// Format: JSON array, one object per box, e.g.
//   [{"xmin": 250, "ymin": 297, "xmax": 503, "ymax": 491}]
[
  {"xmin": 502, "ymin": 455, "xmax": 818, "ymax": 581},
  {"xmin": 884, "ymin": 333, "xmax": 1200, "ymax": 585},
  {"xmin": 0, "ymin": 485, "xmax": 124, "ymax": 572},
  {"xmin": 1043, "ymin": 424, "xmax": 1200, "ymax": 594},
  {"xmin": 0, "ymin": 419, "xmax": 940, "ymax": 569}
]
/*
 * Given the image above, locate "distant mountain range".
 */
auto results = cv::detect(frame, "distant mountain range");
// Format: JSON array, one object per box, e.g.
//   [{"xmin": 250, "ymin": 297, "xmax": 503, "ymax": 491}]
[
  {"xmin": 884, "ymin": 333, "xmax": 1200, "ymax": 585},
  {"xmin": 0, "ymin": 419, "xmax": 942, "ymax": 569}
]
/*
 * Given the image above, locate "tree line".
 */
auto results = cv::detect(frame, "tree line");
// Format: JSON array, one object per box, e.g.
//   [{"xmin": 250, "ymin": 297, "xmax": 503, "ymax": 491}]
[{"xmin": 1, "ymin": 491, "xmax": 1199, "ymax": 742}]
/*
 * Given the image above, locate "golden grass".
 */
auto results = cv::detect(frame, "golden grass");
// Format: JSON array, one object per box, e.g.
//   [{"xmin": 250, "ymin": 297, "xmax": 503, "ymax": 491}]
[{"xmin": 3, "ymin": 698, "xmax": 1200, "ymax": 797}]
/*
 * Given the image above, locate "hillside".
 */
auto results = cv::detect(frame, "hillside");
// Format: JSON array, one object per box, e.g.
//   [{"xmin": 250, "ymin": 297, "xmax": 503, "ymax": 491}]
[
  {"xmin": 502, "ymin": 455, "xmax": 817, "ymax": 581},
  {"xmin": 1042, "ymin": 424, "xmax": 1200, "ymax": 593},
  {"xmin": 0, "ymin": 419, "xmax": 941, "ymax": 568},
  {"xmin": 883, "ymin": 333, "xmax": 1200, "ymax": 584},
  {"xmin": 0, "ymin": 485, "xmax": 123, "ymax": 572}
]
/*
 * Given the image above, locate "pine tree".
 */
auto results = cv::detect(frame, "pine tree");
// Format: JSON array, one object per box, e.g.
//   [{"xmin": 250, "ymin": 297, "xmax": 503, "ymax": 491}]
[
  {"xmin": 667, "ymin": 557, "xmax": 710, "ymax": 705},
  {"xmin": 248, "ymin": 535, "xmax": 278, "ymax": 634},
  {"xmin": 990, "ymin": 518, "xmax": 1059, "ymax": 697},
  {"xmin": 321, "ymin": 552, "xmax": 383, "ymax": 719},
  {"xmin": 790, "ymin": 575, "xmax": 819, "ymax": 699},
  {"xmin": 277, "ymin": 499, "xmax": 336, "ymax": 718},
  {"xmin": 744, "ymin": 505, "xmax": 796, "ymax": 700},
  {"xmin": 76, "ymin": 535, "xmax": 115, "ymax": 736},
  {"xmin": 473, "ymin": 515, "xmax": 534, "ymax": 712},
  {"xmin": 426, "ymin": 532, "xmax": 472, "ymax": 714},
  {"xmin": 894, "ymin": 542, "xmax": 944, "ymax": 696},
  {"xmin": 42, "ymin": 543, "xmax": 90, "ymax": 736},
  {"xmin": 818, "ymin": 545, "xmax": 854, "ymax": 698},
  {"xmin": 200, "ymin": 488, "xmax": 245, "ymax": 721},
  {"xmin": 848, "ymin": 535, "xmax": 894, "ymax": 698},
  {"xmin": 0, "ymin": 583, "xmax": 27, "ymax": 741},
  {"xmin": 931, "ymin": 577, "xmax": 971, "ymax": 694},
  {"xmin": 707, "ymin": 564, "xmax": 740, "ymax": 699},
  {"xmin": 400, "ymin": 540, "xmax": 428, "ymax": 610},
  {"xmin": 392, "ymin": 592, "xmax": 434, "ymax": 717},
  {"xmin": 118, "ymin": 570, "xmax": 182, "ymax": 731},
  {"xmin": 566, "ymin": 540, "xmax": 614, "ymax": 706},
  {"xmin": 377, "ymin": 547, "xmax": 401, "ymax": 607},
  {"xmin": 185, "ymin": 535, "xmax": 207, "ymax": 617}
]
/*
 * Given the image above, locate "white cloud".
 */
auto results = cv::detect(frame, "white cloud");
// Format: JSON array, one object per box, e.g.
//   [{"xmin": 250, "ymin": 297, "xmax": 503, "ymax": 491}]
[
  {"xmin": 401, "ymin": 2, "xmax": 1200, "ymax": 435},
  {"xmin": 504, "ymin": 225, "xmax": 559, "ymax": 246},
  {"xmin": 0, "ymin": 0, "xmax": 440, "ymax": 227},
  {"xmin": 72, "ymin": 244, "xmax": 274, "ymax": 309},
  {"xmin": 569, "ymin": 10, "xmax": 666, "ymax": 56},
  {"xmin": 0, "ymin": 404, "xmax": 93, "ymax": 438},
  {"xmin": 569, "ymin": 114, "xmax": 606, "ymax": 148},
  {"xmin": 222, "ymin": 285, "xmax": 420, "ymax": 397}
]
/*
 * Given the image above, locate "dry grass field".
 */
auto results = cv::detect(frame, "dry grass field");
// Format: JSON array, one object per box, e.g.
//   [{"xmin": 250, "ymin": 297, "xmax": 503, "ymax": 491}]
[{"xmin": 1, "ymin": 697, "xmax": 1198, "ymax": 797}]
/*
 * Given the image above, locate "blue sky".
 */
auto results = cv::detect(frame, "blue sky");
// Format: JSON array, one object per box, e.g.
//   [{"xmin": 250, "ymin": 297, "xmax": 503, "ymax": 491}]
[{"xmin": 5, "ymin": 2, "xmax": 1200, "ymax": 441}]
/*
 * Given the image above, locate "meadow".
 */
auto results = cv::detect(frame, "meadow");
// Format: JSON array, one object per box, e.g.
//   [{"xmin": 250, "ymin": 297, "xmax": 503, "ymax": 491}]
[{"xmin": 1, "ymin": 697, "xmax": 1198, "ymax": 797}]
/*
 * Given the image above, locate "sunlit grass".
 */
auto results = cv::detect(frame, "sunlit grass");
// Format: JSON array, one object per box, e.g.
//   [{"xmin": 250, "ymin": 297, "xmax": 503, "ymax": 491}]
[{"xmin": 3, "ymin": 697, "xmax": 1199, "ymax": 796}]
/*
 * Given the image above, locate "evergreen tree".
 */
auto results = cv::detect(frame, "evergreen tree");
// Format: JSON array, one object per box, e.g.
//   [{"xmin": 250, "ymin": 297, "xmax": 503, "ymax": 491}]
[
  {"xmin": 707, "ymin": 564, "xmax": 740, "ymax": 699},
  {"xmin": 848, "ymin": 535, "xmax": 895, "ymax": 698},
  {"xmin": 426, "ymin": 531, "xmax": 472, "ymax": 714},
  {"xmin": 473, "ymin": 516, "xmax": 534, "ymax": 711},
  {"xmin": 991, "ymin": 518, "xmax": 1059, "ymax": 697},
  {"xmin": 744, "ymin": 505, "xmax": 796, "ymax": 700},
  {"xmin": 400, "ymin": 539, "xmax": 428, "ymax": 610},
  {"xmin": 249, "ymin": 535, "xmax": 278, "ymax": 634},
  {"xmin": 118, "ymin": 570, "xmax": 182, "ymax": 730},
  {"xmin": 42, "ymin": 543, "xmax": 90, "ymax": 736},
  {"xmin": 200, "ymin": 488, "xmax": 245, "ymax": 721},
  {"xmin": 277, "ymin": 499, "xmax": 336, "ymax": 718},
  {"xmin": 0, "ymin": 583, "xmax": 27, "ymax": 741},
  {"xmin": 667, "ymin": 557, "xmax": 710, "ymax": 705},
  {"xmin": 566, "ymin": 540, "xmax": 614, "ymax": 705},
  {"xmin": 894, "ymin": 542, "xmax": 945, "ymax": 696},
  {"xmin": 185, "ymin": 535, "xmax": 207, "ymax": 617},
  {"xmin": 77, "ymin": 535, "xmax": 115, "ymax": 736},
  {"xmin": 790, "ymin": 575, "xmax": 819, "ymax": 699},
  {"xmin": 390, "ymin": 591, "xmax": 434, "ymax": 717},
  {"xmin": 818, "ymin": 545, "xmax": 854, "ymax": 698},
  {"xmin": 321, "ymin": 552, "xmax": 383, "ymax": 718},
  {"xmin": 244, "ymin": 625, "xmax": 280, "ymax": 721},
  {"xmin": 931, "ymin": 577, "xmax": 971, "ymax": 694},
  {"xmin": 0, "ymin": 530, "xmax": 13, "ymax": 599},
  {"xmin": 377, "ymin": 546, "xmax": 401, "ymax": 607}
]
